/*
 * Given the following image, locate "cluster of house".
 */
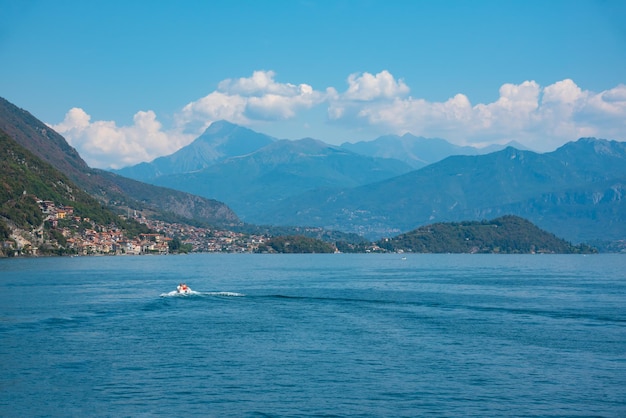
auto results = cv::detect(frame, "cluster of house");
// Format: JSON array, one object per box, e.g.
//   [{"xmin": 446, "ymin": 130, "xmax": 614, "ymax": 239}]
[
  {"xmin": 36, "ymin": 199, "xmax": 274, "ymax": 255},
  {"xmin": 7, "ymin": 199, "xmax": 380, "ymax": 256},
  {"xmin": 38, "ymin": 200, "xmax": 171, "ymax": 255},
  {"xmin": 68, "ymin": 230, "xmax": 171, "ymax": 255},
  {"xmin": 137, "ymin": 217, "xmax": 269, "ymax": 253},
  {"xmin": 39, "ymin": 200, "xmax": 77, "ymax": 223}
]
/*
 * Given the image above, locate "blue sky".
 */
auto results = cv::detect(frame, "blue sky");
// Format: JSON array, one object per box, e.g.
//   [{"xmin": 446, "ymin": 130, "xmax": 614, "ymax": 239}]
[{"xmin": 1, "ymin": 0, "xmax": 625, "ymax": 169}]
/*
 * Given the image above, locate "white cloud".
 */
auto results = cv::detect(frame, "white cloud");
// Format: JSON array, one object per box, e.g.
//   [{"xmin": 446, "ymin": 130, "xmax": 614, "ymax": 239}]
[
  {"xmin": 51, "ymin": 71, "xmax": 327, "ymax": 169},
  {"xmin": 50, "ymin": 108, "xmax": 192, "ymax": 169},
  {"xmin": 542, "ymin": 79, "xmax": 585, "ymax": 104},
  {"xmin": 586, "ymin": 84, "xmax": 626, "ymax": 118},
  {"xmin": 328, "ymin": 73, "xmax": 626, "ymax": 151},
  {"xmin": 51, "ymin": 70, "xmax": 626, "ymax": 169},
  {"xmin": 474, "ymin": 81, "xmax": 541, "ymax": 127},
  {"xmin": 344, "ymin": 70, "xmax": 410, "ymax": 101},
  {"xmin": 178, "ymin": 91, "xmax": 249, "ymax": 129},
  {"xmin": 177, "ymin": 70, "xmax": 325, "ymax": 131},
  {"xmin": 328, "ymin": 71, "xmax": 412, "ymax": 123}
]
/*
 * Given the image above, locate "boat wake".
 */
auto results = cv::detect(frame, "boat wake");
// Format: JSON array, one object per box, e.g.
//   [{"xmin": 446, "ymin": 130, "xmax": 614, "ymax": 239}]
[{"xmin": 159, "ymin": 290, "xmax": 245, "ymax": 298}]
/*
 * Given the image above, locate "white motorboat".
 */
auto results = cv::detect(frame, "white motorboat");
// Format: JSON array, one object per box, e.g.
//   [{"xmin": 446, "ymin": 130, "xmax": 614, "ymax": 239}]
[{"xmin": 177, "ymin": 283, "xmax": 192, "ymax": 294}]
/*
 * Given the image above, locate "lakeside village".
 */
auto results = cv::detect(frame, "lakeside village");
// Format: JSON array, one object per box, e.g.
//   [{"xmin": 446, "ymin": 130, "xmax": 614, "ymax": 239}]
[
  {"xmin": 26, "ymin": 200, "xmax": 266, "ymax": 255},
  {"xmin": 6, "ymin": 198, "xmax": 285, "ymax": 256},
  {"xmin": 6, "ymin": 197, "xmax": 622, "ymax": 256}
]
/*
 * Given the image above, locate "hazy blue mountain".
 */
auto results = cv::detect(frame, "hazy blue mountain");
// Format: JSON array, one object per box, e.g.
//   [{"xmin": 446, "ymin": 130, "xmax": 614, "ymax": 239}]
[
  {"xmin": 149, "ymin": 137, "xmax": 414, "ymax": 220},
  {"xmin": 481, "ymin": 140, "xmax": 529, "ymax": 154},
  {"xmin": 340, "ymin": 134, "xmax": 524, "ymax": 168},
  {"xmin": 254, "ymin": 138, "xmax": 626, "ymax": 243},
  {"xmin": 113, "ymin": 120, "xmax": 275, "ymax": 181}
]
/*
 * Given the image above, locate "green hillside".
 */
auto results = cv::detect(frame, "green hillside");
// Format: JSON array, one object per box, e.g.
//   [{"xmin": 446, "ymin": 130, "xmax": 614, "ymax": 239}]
[
  {"xmin": 259, "ymin": 235, "xmax": 336, "ymax": 253},
  {"xmin": 0, "ymin": 130, "xmax": 150, "ymax": 252},
  {"xmin": 0, "ymin": 97, "xmax": 240, "ymax": 228},
  {"xmin": 377, "ymin": 215, "xmax": 596, "ymax": 254}
]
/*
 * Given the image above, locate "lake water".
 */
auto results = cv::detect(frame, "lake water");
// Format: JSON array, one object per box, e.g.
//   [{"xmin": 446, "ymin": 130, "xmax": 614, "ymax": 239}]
[{"xmin": 0, "ymin": 254, "xmax": 625, "ymax": 417}]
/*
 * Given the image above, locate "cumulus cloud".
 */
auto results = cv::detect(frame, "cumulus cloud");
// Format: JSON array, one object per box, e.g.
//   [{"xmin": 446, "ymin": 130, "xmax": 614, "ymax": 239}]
[
  {"xmin": 328, "ymin": 71, "xmax": 411, "ymax": 121},
  {"xmin": 177, "ymin": 70, "xmax": 325, "ymax": 131},
  {"xmin": 343, "ymin": 70, "xmax": 410, "ymax": 101},
  {"xmin": 50, "ymin": 108, "xmax": 193, "ymax": 169},
  {"xmin": 328, "ymin": 72, "xmax": 626, "ymax": 151},
  {"xmin": 51, "ymin": 70, "xmax": 625, "ymax": 169},
  {"xmin": 51, "ymin": 71, "xmax": 328, "ymax": 168}
]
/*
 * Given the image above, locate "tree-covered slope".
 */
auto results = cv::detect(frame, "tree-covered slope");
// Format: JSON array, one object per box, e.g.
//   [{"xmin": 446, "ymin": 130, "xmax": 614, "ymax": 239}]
[
  {"xmin": 0, "ymin": 129, "xmax": 150, "ymax": 242},
  {"xmin": 0, "ymin": 97, "xmax": 239, "ymax": 227},
  {"xmin": 259, "ymin": 235, "xmax": 336, "ymax": 253},
  {"xmin": 377, "ymin": 215, "xmax": 595, "ymax": 254}
]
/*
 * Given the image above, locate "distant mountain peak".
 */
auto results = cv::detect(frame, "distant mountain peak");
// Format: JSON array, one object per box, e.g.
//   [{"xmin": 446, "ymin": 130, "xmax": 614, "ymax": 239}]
[
  {"xmin": 114, "ymin": 120, "xmax": 275, "ymax": 180},
  {"xmin": 562, "ymin": 137, "xmax": 605, "ymax": 148},
  {"xmin": 556, "ymin": 137, "xmax": 625, "ymax": 157},
  {"xmin": 340, "ymin": 133, "xmax": 492, "ymax": 169},
  {"xmin": 500, "ymin": 146, "xmax": 530, "ymax": 162},
  {"xmin": 293, "ymin": 137, "xmax": 336, "ymax": 149},
  {"xmin": 252, "ymin": 137, "xmax": 344, "ymax": 162},
  {"xmin": 203, "ymin": 120, "xmax": 239, "ymax": 135},
  {"xmin": 577, "ymin": 137, "xmax": 601, "ymax": 143}
]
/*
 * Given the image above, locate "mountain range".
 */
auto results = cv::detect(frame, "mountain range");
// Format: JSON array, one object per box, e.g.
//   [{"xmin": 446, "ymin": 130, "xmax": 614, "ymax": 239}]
[
  {"xmin": 131, "ymin": 131, "xmax": 416, "ymax": 219},
  {"xmin": 113, "ymin": 120, "xmax": 625, "ymax": 243},
  {"xmin": 340, "ymin": 133, "xmax": 527, "ymax": 169},
  {"xmin": 112, "ymin": 121, "xmax": 516, "ymax": 224},
  {"xmin": 2, "ymin": 95, "xmax": 624, "ymax": 246},
  {"xmin": 263, "ymin": 139, "xmax": 626, "ymax": 241},
  {"xmin": 115, "ymin": 121, "xmax": 511, "ymax": 181}
]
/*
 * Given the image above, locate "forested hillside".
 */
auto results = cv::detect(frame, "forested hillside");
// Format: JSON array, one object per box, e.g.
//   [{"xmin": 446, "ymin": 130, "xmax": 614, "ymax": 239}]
[
  {"xmin": 377, "ymin": 215, "xmax": 595, "ymax": 254},
  {"xmin": 0, "ymin": 97, "xmax": 240, "ymax": 228},
  {"xmin": 0, "ymin": 130, "xmax": 151, "ymax": 254}
]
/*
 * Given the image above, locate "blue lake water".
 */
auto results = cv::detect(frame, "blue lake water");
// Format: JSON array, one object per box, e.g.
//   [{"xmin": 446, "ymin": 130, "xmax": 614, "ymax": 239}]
[{"xmin": 0, "ymin": 254, "xmax": 625, "ymax": 417}]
